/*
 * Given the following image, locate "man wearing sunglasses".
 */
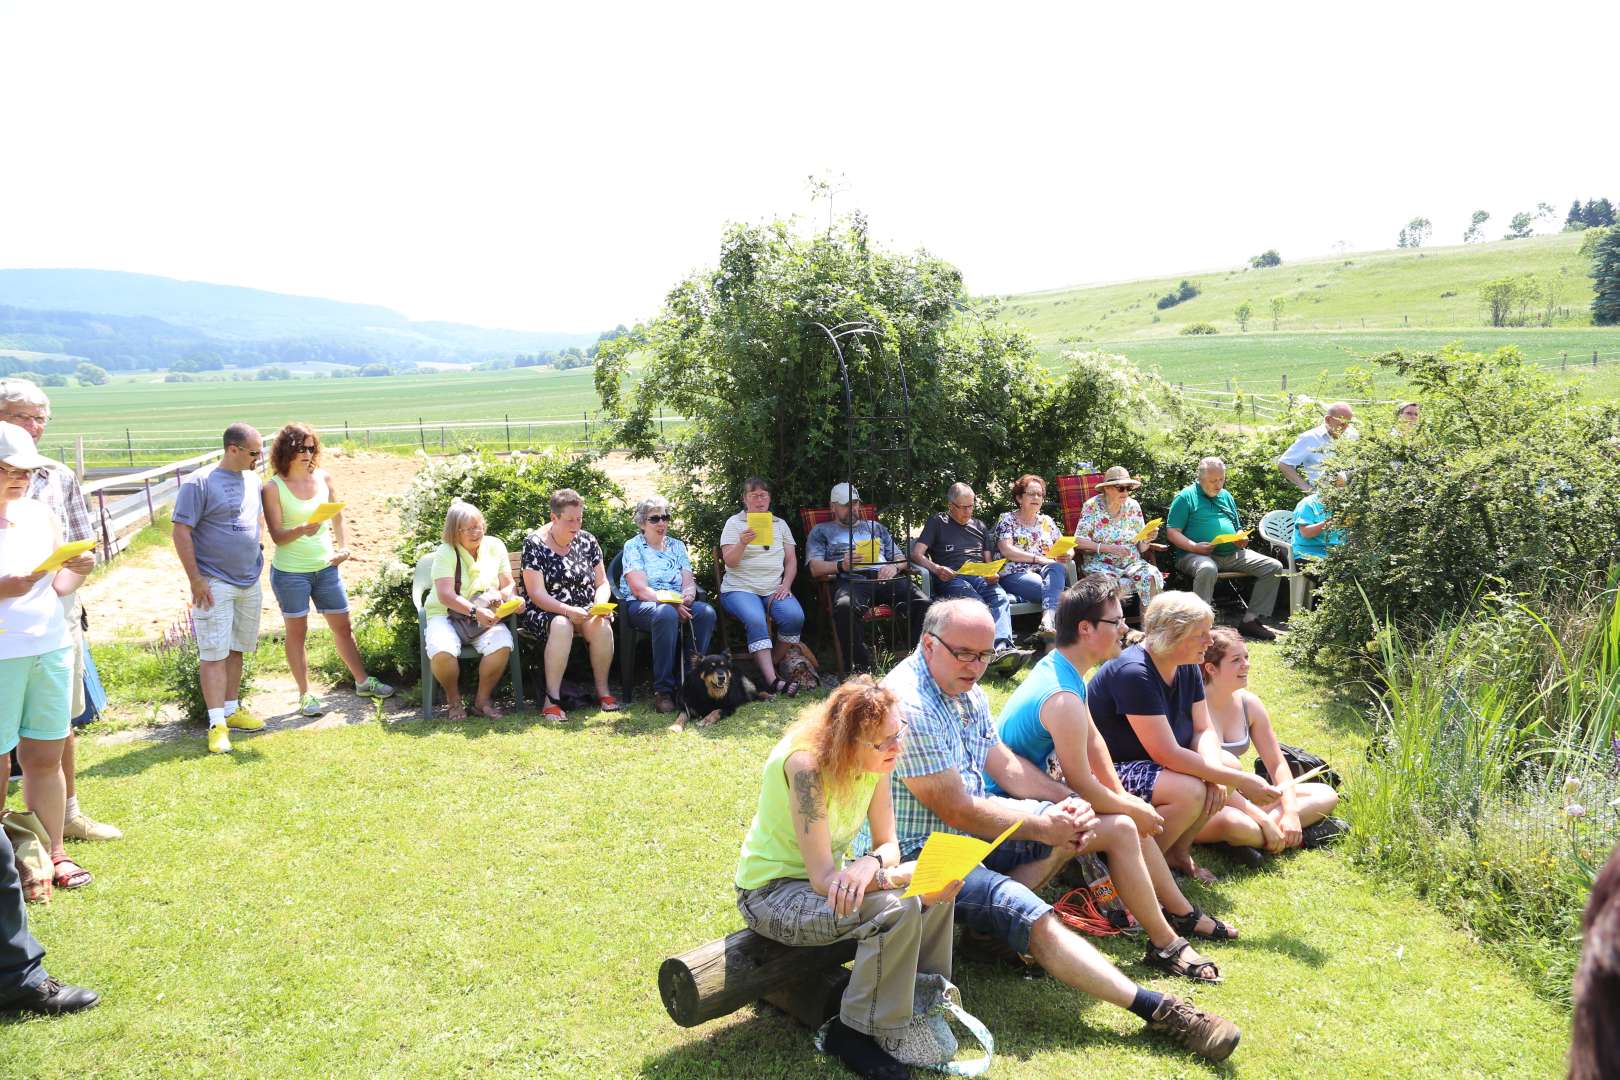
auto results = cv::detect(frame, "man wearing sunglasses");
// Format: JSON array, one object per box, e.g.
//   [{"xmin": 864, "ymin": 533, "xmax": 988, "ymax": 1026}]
[
  {"xmin": 854, "ymin": 597, "xmax": 1242, "ymax": 1061},
  {"xmin": 990, "ymin": 574, "xmax": 1235, "ymax": 982},
  {"xmin": 0, "ymin": 380, "xmax": 120, "ymax": 843},
  {"xmin": 172, "ymin": 423, "xmax": 267, "ymax": 753}
]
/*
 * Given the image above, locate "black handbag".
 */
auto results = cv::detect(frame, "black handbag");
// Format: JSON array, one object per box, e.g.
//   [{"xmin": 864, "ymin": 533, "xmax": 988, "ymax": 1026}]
[{"xmin": 1255, "ymin": 743, "xmax": 1341, "ymax": 789}]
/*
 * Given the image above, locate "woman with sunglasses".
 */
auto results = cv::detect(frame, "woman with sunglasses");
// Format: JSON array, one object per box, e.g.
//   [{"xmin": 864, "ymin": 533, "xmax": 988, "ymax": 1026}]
[
  {"xmin": 618, "ymin": 495, "xmax": 715, "ymax": 717},
  {"xmin": 262, "ymin": 423, "xmax": 394, "ymax": 717},
  {"xmin": 0, "ymin": 422, "xmax": 92, "ymax": 890},
  {"xmin": 735, "ymin": 677, "xmax": 961, "ymax": 1080}
]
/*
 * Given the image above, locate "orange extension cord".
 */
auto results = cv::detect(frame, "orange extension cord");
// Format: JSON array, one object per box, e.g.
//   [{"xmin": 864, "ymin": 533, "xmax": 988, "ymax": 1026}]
[{"xmin": 1053, "ymin": 885, "xmax": 1138, "ymax": 937}]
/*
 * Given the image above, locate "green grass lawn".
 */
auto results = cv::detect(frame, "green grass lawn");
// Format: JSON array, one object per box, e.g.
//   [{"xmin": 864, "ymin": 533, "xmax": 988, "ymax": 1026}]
[{"xmin": 3, "ymin": 643, "xmax": 1569, "ymax": 1078}]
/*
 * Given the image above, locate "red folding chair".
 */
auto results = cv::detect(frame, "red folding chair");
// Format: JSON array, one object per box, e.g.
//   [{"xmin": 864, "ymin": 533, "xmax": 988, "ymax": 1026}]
[
  {"xmin": 799, "ymin": 505, "xmax": 896, "ymax": 675},
  {"xmin": 1056, "ymin": 473, "xmax": 1105, "ymax": 534}
]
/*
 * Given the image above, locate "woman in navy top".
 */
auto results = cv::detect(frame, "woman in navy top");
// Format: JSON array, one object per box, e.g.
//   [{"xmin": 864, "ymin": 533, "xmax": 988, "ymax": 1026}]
[{"xmin": 1087, "ymin": 591, "xmax": 1281, "ymax": 883}]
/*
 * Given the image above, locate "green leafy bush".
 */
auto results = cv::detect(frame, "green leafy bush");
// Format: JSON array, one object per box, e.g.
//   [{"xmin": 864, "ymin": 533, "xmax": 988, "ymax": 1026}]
[
  {"xmin": 1178, "ymin": 322, "xmax": 1218, "ymax": 335},
  {"xmin": 594, "ymin": 218, "xmax": 1167, "ymax": 551},
  {"xmin": 1284, "ymin": 344, "xmax": 1620, "ymax": 672},
  {"xmin": 147, "ymin": 615, "xmax": 256, "ymax": 725},
  {"xmin": 354, "ymin": 449, "xmax": 633, "ymax": 681}
]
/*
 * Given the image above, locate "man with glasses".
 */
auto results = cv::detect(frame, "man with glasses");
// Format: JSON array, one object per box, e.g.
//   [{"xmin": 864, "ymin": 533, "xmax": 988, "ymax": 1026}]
[
  {"xmin": 910, "ymin": 483, "xmax": 1029, "ymax": 676},
  {"xmin": 854, "ymin": 598, "xmax": 1243, "ymax": 1061},
  {"xmin": 805, "ymin": 483, "xmax": 929, "ymax": 675},
  {"xmin": 1277, "ymin": 401, "xmax": 1356, "ymax": 492},
  {"xmin": 0, "ymin": 380, "xmax": 120, "ymax": 842},
  {"xmin": 172, "ymin": 423, "xmax": 267, "ymax": 753},
  {"xmin": 990, "ymin": 575, "xmax": 1237, "ymax": 977}
]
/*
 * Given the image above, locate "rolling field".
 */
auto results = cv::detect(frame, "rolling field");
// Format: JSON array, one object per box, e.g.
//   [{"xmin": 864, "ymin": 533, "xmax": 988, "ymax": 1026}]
[
  {"xmin": 1003, "ymin": 231, "xmax": 1620, "ymax": 395},
  {"xmin": 32, "ymin": 366, "xmax": 634, "ymax": 465}
]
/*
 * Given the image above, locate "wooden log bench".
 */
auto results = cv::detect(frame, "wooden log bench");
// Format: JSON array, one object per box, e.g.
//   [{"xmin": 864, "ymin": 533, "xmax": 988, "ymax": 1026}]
[{"xmin": 659, "ymin": 927, "xmax": 856, "ymax": 1029}]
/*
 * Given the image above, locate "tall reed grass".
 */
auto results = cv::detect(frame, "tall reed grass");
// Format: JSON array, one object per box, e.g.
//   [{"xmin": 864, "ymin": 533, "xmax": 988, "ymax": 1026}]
[{"xmin": 1350, "ymin": 577, "xmax": 1620, "ymax": 1002}]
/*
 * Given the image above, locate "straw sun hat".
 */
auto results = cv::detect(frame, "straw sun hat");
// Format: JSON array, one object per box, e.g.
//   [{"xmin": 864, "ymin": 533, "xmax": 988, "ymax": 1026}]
[{"xmin": 1098, "ymin": 466, "xmax": 1142, "ymax": 490}]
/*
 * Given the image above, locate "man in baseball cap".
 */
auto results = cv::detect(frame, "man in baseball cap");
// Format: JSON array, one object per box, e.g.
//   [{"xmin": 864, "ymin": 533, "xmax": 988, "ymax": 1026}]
[{"xmin": 803, "ymin": 482, "xmax": 929, "ymax": 673}]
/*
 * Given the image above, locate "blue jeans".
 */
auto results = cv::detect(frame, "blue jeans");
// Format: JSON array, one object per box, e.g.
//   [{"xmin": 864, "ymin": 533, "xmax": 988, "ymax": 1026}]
[
  {"xmin": 0, "ymin": 827, "xmax": 46, "ymax": 999},
  {"xmin": 903, "ymin": 831, "xmax": 1053, "ymax": 955},
  {"xmin": 625, "ymin": 599, "xmax": 716, "ymax": 694},
  {"xmin": 934, "ymin": 574, "xmax": 1014, "ymax": 645},
  {"xmin": 718, "ymin": 590, "xmax": 805, "ymax": 654},
  {"xmin": 999, "ymin": 563, "xmax": 1066, "ymax": 612}
]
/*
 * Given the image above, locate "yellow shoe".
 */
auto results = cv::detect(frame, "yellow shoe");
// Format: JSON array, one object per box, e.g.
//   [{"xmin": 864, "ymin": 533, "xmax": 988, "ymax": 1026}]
[
  {"xmin": 207, "ymin": 726, "xmax": 232, "ymax": 754},
  {"xmin": 226, "ymin": 709, "xmax": 265, "ymax": 732}
]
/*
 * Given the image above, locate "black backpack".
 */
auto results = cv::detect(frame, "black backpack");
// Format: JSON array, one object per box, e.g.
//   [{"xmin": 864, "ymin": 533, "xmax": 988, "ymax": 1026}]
[{"xmin": 1255, "ymin": 743, "xmax": 1341, "ymax": 789}]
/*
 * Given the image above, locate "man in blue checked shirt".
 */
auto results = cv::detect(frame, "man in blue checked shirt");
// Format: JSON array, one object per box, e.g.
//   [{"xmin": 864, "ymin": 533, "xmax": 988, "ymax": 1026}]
[{"xmin": 854, "ymin": 597, "xmax": 1244, "ymax": 1062}]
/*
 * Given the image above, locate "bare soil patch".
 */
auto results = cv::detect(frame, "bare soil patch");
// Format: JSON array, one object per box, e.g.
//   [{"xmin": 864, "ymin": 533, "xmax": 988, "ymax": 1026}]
[
  {"xmin": 80, "ymin": 450, "xmax": 424, "ymax": 644},
  {"xmin": 598, "ymin": 450, "xmax": 664, "ymax": 506}
]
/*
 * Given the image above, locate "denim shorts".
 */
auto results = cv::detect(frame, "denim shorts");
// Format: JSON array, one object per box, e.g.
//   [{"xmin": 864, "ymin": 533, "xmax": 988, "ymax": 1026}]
[{"xmin": 269, "ymin": 564, "xmax": 349, "ymax": 618}]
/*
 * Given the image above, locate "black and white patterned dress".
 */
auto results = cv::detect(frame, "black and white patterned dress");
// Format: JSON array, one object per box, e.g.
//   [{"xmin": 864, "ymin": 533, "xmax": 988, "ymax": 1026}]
[{"xmin": 517, "ymin": 526, "xmax": 604, "ymax": 644}]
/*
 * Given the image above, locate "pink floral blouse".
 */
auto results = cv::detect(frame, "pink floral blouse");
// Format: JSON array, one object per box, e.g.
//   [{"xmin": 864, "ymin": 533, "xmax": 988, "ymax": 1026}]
[
  {"xmin": 993, "ymin": 511, "xmax": 1063, "ymax": 569},
  {"xmin": 1076, "ymin": 494, "xmax": 1149, "ymax": 573}
]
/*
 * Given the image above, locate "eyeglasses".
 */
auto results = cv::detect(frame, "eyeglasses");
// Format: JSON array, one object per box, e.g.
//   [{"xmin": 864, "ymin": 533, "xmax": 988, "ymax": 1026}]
[
  {"xmin": 0, "ymin": 464, "xmax": 36, "ymax": 480},
  {"xmin": 1092, "ymin": 617, "xmax": 1126, "ymax": 628},
  {"xmin": 864, "ymin": 721, "xmax": 909, "ymax": 753},
  {"xmin": 948, "ymin": 502, "xmax": 975, "ymax": 511},
  {"xmin": 926, "ymin": 631, "xmax": 996, "ymax": 665},
  {"xmin": 1, "ymin": 412, "xmax": 49, "ymax": 425},
  {"xmin": 645, "ymin": 514, "xmax": 671, "ymax": 524}
]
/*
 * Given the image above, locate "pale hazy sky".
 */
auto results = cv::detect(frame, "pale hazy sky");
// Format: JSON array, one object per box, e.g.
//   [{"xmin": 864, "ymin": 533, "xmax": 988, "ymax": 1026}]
[{"xmin": 3, "ymin": 1, "xmax": 1616, "ymax": 333}]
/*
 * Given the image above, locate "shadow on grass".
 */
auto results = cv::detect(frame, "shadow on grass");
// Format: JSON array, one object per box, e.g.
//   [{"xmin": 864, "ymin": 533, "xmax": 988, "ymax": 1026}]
[{"xmin": 80, "ymin": 735, "xmax": 268, "ymax": 779}]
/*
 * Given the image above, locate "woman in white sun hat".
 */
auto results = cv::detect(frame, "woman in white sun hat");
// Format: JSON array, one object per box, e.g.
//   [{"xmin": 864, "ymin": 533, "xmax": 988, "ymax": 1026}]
[{"xmin": 0, "ymin": 422, "xmax": 92, "ymax": 891}]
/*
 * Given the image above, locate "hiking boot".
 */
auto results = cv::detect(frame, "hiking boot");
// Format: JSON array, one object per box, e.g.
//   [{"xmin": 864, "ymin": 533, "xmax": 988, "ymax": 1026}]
[
  {"xmin": 355, "ymin": 676, "xmax": 396, "ymax": 699},
  {"xmin": 226, "ymin": 709, "xmax": 265, "ymax": 731},
  {"xmin": 299, "ymin": 693, "xmax": 325, "ymax": 718},
  {"xmin": 1237, "ymin": 616, "xmax": 1276, "ymax": 642},
  {"xmin": 1301, "ymin": 816, "xmax": 1350, "ymax": 849},
  {"xmin": 1148, "ymin": 993, "xmax": 1240, "ymax": 1061},
  {"xmin": 989, "ymin": 644, "xmax": 1033, "ymax": 677},
  {"xmin": 820, "ymin": 1016, "xmax": 909, "ymax": 1080},
  {"xmin": 62, "ymin": 812, "xmax": 122, "ymax": 842},
  {"xmin": 0, "ymin": 976, "xmax": 100, "ymax": 1016},
  {"xmin": 207, "ymin": 726, "xmax": 232, "ymax": 754}
]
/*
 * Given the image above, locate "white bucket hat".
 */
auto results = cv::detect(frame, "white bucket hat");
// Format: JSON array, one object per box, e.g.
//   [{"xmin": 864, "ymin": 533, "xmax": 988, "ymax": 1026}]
[{"xmin": 0, "ymin": 421, "xmax": 51, "ymax": 471}]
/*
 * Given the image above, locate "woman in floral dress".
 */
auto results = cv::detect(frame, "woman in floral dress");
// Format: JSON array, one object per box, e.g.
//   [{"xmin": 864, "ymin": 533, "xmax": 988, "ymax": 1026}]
[
  {"xmin": 519, "ymin": 488, "xmax": 619, "ymax": 721},
  {"xmin": 1075, "ymin": 466, "xmax": 1164, "ymax": 607}
]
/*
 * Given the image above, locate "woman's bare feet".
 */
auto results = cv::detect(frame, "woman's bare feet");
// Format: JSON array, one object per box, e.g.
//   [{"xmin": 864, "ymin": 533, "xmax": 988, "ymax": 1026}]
[{"xmin": 1167, "ymin": 852, "xmax": 1217, "ymax": 885}]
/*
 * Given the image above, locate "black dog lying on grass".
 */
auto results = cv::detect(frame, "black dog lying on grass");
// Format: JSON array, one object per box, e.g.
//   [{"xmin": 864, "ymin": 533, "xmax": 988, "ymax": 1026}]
[{"xmin": 671, "ymin": 653, "xmax": 764, "ymax": 732}]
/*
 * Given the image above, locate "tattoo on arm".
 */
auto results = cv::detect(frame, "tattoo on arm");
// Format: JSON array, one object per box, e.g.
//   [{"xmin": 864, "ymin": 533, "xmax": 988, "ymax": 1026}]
[
  {"xmin": 872, "ymin": 867, "xmax": 892, "ymax": 891},
  {"xmin": 792, "ymin": 768, "xmax": 826, "ymax": 835}
]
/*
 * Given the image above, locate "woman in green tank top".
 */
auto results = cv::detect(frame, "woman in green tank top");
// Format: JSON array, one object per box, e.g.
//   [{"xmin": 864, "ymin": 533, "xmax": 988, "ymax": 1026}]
[
  {"xmin": 261, "ymin": 423, "xmax": 394, "ymax": 716},
  {"xmin": 734, "ymin": 678, "xmax": 961, "ymax": 1079}
]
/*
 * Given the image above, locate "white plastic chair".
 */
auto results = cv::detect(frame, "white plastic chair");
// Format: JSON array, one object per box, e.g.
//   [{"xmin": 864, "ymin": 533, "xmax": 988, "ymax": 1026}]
[{"xmin": 1256, "ymin": 509, "xmax": 1308, "ymax": 615}]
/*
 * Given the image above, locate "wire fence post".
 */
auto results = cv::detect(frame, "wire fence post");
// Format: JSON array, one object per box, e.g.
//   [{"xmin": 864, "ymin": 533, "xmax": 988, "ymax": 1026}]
[
  {"xmin": 125, "ymin": 429, "xmax": 134, "ymax": 467},
  {"xmin": 344, "ymin": 420, "xmax": 350, "ymax": 442},
  {"xmin": 418, "ymin": 419, "xmax": 426, "ymax": 450},
  {"xmin": 505, "ymin": 414, "xmax": 511, "ymax": 452},
  {"xmin": 1281, "ymin": 373, "xmax": 1288, "ymax": 392}
]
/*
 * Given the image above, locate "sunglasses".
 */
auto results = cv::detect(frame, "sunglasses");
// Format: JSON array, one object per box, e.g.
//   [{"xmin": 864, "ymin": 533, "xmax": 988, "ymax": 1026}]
[
  {"xmin": 232, "ymin": 444, "xmax": 263, "ymax": 458},
  {"xmin": 295, "ymin": 443, "xmax": 318, "ymax": 454},
  {"xmin": 864, "ymin": 720, "xmax": 909, "ymax": 753},
  {"xmin": 645, "ymin": 514, "xmax": 671, "ymax": 524}
]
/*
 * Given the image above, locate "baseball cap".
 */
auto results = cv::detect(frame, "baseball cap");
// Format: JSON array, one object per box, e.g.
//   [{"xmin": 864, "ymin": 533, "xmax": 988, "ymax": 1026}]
[{"xmin": 829, "ymin": 482, "xmax": 860, "ymax": 505}]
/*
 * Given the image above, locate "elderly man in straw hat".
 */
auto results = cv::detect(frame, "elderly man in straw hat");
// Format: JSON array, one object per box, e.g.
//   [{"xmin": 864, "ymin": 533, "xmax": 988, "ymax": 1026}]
[{"xmin": 1074, "ymin": 466, "xmax": 1165, "ymax": 610}]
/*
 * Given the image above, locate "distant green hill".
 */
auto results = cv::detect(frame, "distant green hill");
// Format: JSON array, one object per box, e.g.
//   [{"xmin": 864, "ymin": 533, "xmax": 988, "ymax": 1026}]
[{"xmin": 994, "ymin": 231, "xmax": 1618, "ymax": 395}]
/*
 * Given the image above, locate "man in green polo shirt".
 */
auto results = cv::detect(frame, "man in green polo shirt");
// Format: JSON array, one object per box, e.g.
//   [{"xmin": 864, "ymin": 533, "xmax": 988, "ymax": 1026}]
[{"xmin": 1164, "ymin": 457, "xmax": 1281, "ymax": 641}]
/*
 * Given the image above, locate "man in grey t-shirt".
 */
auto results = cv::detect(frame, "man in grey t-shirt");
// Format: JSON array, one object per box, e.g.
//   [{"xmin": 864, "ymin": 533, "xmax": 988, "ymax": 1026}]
[
  {"xmin": 171, "ymin": 423, "xmax": 266, "ymax": 753},
  {"xmin": 911, "ymin": 482, "xmax": 1027, "ymax": 675}
]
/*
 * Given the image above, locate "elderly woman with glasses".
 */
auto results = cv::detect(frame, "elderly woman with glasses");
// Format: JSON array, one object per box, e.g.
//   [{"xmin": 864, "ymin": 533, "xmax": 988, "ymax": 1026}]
[
  {"xmin": 425, "ymin": 499, "xmax": 523, "ymax": 722},
  {"xmin": 262, "ymin": 422, "xmax": 394, "ymax": 717},
  {"xmin": 619, "ymin": 495, "xmax": 716, "ymax": 715},
  {"xmin": 994, "ymin": 473, "xmax": 1072, "ymax": 638},
  {"xmin": 1085, "ymin": 591, "xmax": 1281, "ymax": 885},
  {"xmin": 1075, "ymin": 466, "xmax": 1164, "ymax": 609},
  {"xmin": 519, "ymin": 487, "xmax": 619, "ymax": 722}
]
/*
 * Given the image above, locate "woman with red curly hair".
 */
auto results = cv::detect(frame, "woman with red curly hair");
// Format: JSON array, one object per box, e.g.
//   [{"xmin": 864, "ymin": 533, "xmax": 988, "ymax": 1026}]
[
  {"xmin": 734, "ymin": 678, "xmax": 961, "ymax": 1080},
  {"xmin": 261, "ymin": 423, "xmax": 394, "ymax": 716}
]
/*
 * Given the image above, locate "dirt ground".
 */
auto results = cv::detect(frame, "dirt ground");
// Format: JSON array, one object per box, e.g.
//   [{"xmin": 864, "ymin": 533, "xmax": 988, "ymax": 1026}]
[
  {"xmin": 80, "ymin": 450, "xmax": 426, "ymax": 644},
  {"xmin": 598, "ymin": 450, "xmax": 663, "ymax": 505}
]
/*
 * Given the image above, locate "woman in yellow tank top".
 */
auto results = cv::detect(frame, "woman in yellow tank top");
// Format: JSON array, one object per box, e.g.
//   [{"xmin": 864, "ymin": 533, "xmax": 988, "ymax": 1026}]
[{"xmin": 261, "ymin": 423, "xmax": 394, "ymax": 716}]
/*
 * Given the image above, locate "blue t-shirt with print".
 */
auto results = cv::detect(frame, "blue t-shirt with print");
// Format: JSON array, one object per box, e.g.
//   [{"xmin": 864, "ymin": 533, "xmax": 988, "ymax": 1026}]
[
  {"xmin": 172, "ymin": 465, "xmax": 263, "ymax": 587},
  {"xmin": 617, "ymin": 534, "xmax": 692, "ymax": 597}
]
